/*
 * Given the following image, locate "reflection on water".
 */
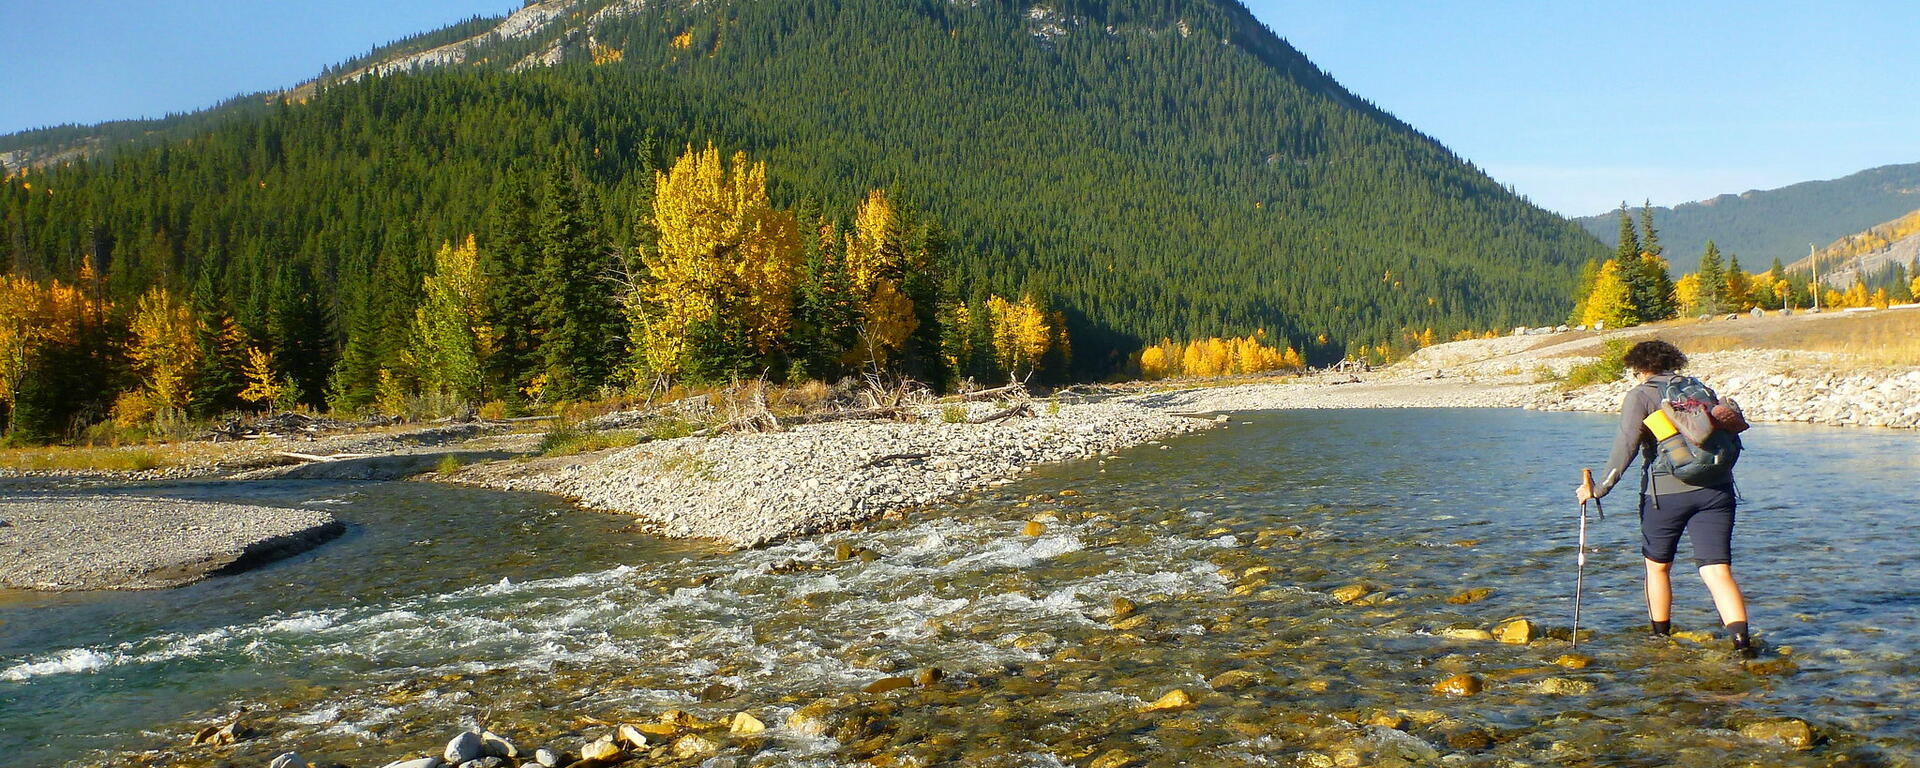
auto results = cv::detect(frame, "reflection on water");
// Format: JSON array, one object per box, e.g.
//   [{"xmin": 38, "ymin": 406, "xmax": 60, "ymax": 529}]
[{"xmin": 2, "ymin": 409, "xmax": 1915, "ymax": 767}]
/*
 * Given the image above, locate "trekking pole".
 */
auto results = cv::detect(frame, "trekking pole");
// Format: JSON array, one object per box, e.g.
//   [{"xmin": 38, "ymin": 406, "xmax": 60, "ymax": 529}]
[{"xmin": 1574, "ymin": 468, "xmax": 1597, "ymax": 649}]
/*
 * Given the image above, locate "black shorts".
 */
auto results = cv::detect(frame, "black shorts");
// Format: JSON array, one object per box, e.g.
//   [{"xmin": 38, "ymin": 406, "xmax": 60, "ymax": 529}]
[{"xmin": 1640, "ymin": 485, "xmax": 1736, "ymax": 567}]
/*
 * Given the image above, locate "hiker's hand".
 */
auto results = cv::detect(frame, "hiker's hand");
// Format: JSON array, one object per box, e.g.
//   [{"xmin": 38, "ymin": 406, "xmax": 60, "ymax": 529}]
[{"xmin": 1575, "ymin": 484, "xmax": 1596, "ymax": 504}]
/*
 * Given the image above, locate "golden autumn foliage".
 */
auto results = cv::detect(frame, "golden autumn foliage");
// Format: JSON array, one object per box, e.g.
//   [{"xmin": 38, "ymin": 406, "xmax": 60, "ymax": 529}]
[
  {"xmin": 0, "ymin": 275, "xmax": 100, "ymax": 420},
  {"xmin": 127, "ymin": 287, "xmax": 202, "ymax": 415},
  {"xmin": 411, "ymin": 235, "xmax": 490, "ymax": 400},
  {"xmin": 590, "ymin": 41, "xmax": 624, "ymax": 65},
  {"xmin": 985, "ymin": 294, "xmax": 1053, "ymax": 375},
  {"xmin": 1137, "ymin": 333, "xmax": 1302, "ymax": 380},
  {"xmin": 845, "ymin": 189, "xmax": 919, "ymax": 361},
  {"xmin": 634, "ymin": 144, "xmax": 801, "ymax": 377},
  {"xmin": 1578, "ymin": 260, "xmax": 1636, "ymax": 329},
  {"xmin": 238, "ymin": 346, "xmax": 288, "ymax": 409}
]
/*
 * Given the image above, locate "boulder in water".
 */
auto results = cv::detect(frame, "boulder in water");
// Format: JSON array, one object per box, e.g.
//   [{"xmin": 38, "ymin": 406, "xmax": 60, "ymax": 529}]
[
  {"xmin": 1329, "ymin": 583, "xmax": 1372, "ymax": 603},
  {"xmin": 863, "ymin": 675, "xmax": 915, "ymax": 694},
  {"xmin": 1142, "ymin": 688, "xmax": 1192, "ymax": 711},
  {"xmin": 1023, "ymin": 520, "xmax": 1047, "ymax": 536},
  {"xmin": 532, "ymin": 747, "xmax": 566, "ymax": 768},
  {"xmin": 1492, "ymin": 618, "xmax": 1537, "ymax": 644},
  {"xmin": 1444, "ymin": 587, "xmax": 1491, "ymax": 605},
  {"xmin": 1532, "ymin": 677, "xmax": 1594, "ymax": 695},
  {"xmin": 579, "ymin": 736, "xmax": 622, "ymax": 762},
  {"xmin": 1739, "ymin": 718, "xmax": 1815, "ymax": 749},
  {"xmin": 1089, "ymin": 748, "xmax": 1137, "ymax": 768},
  {"xmin": 672, "ymin": 733, "xmax": 720, "ymax": 758},
  {"xmin": 915, "ymin": 667, "xmax": 945, "ymax": 687},
  {"xmin": 730, "ymin": 711, "xmax": 767, "ymax": 735},
  {"xmin": 1208, "ymin": 668, "xmax": 1261, "ymax": 690},
  {"xmin": 1438, "ymin": 628, "xmax": 1494, "ymax": 641},
  {"xmin": 615, "ymin": 723, "xmax": 649, "ymax": 749},
  {"xmin": 1551, "ymin": 653, "xmax": 1592, "ymax": 669},
  {"xmin": 1431, "ymin": 674, "xmax": 1482, "ymax": 697},
  {"xmin": 268, "ymin": 753, "xmax": 308, "ymax": 768}
]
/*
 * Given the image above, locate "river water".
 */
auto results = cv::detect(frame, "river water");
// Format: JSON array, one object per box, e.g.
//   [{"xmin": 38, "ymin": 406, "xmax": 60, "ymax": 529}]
[{"xmin": 2, "ymin": 409, "xmax": 1916, "ymax": 767}]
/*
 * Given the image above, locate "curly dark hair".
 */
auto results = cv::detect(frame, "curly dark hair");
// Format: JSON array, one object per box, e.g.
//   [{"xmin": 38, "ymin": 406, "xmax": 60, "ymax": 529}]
[{"xmin": 1622, "ymin": 340, "xmax": 1687, "ymax": 374}]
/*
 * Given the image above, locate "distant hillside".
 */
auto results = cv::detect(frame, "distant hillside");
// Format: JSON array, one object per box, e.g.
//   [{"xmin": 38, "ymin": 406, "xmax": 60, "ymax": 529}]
[
  {"xmin": 1789, "ymin": 208, "xmax": 1920, "ymax": 288},
  {"xmin": 1575, "ymin": 162, "xmax": 1920, "ymax": 271},
  {"xmin": 1, "ymin": 0, "xmax": 1602, "ymax": 416}
]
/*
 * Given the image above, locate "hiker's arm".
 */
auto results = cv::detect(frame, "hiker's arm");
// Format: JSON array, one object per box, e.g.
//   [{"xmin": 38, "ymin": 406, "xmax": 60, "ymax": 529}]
[{"xmin": 1593, "ymin": 390, "xmax": 1648, "ymax": 498}]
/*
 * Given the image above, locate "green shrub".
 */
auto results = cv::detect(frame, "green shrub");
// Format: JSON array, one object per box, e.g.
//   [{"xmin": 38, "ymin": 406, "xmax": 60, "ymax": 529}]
[
  {"xmin": 940, "ymin": 404, "xmax": 968, "ymax": 423},
  {"xmin": 644, "ymin": 416, "xmax": 697, "ymax": 440},
  {"xmin": 435, "ymin": 454, "xmax": 465, "ymax": 475},
  {"xmin": 1562, "ymin": 339, "xmax": 1631, "ymax": 390},
  {"xmin": 538, "ymin": 423, "xmax": 644, "ymax": 457}
]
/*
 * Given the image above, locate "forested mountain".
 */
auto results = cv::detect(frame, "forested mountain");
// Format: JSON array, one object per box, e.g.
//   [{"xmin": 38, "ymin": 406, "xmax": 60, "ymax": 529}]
[
  {"xmin": 1574, "ymin": 162, "xmax": 1920, "ymax": 272},
  {"xmin": 2, "ymin": 0, "xmax": 1602, "ymax": 438}
]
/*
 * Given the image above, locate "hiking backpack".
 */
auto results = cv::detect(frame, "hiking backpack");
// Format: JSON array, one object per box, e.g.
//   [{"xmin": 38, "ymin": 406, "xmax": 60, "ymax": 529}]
[{"xmin": 1648, "ymin": 376, "xmax": 1747, "ymax": 487}]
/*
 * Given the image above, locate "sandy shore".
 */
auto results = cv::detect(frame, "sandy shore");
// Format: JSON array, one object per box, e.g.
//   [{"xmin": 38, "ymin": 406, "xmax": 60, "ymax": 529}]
[{"xmin": 0, "ymin": 494, "xmax": 344, "ymax": 591}]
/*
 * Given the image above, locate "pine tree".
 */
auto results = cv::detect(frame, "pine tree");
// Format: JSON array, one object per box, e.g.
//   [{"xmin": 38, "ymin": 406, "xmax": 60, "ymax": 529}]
[
  {"xmin": 483, "ymin": 173, "xmax": 542, "ymax": 402},
  {"xmin": 534, "ymin": 163, "xmax": 618, "ymax": 400},
  {"xmin": 1693, "ymin": 242, "xmax": 1727, "ymax": 315},
  {"xmin": 1638, "ymin": 200, "xmax": 1663, "ymax": 257},
  {"xmin": 1614, "ymin": 204, "xmax": 1641, "ymax": 264}
]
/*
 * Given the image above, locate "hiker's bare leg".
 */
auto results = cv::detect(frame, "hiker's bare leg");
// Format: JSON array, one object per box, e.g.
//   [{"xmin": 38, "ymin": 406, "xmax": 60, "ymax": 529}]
[
  {"xmin": 1698, "ymin": 564, "xmax": 1748, "ymax": 625},
  {"xmin": 1644, "ymin": 558, "xmax": 1673, "ymax": 623}
]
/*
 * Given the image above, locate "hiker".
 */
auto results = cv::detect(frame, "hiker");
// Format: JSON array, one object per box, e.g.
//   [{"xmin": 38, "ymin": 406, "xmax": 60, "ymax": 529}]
[{"xmin": 1575, "ymin": 340, "xmax": 1755, "ymax": 657}]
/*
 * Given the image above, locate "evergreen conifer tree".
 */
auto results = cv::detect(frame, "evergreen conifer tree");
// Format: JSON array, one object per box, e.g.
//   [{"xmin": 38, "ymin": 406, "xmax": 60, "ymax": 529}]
[
  {"xmin": 483, "ymin": 174, "xmax": 542, "ymax": 402},
  {"xmin": 533, "ymin": 163, "xmax": 618, "ymax": 400}
]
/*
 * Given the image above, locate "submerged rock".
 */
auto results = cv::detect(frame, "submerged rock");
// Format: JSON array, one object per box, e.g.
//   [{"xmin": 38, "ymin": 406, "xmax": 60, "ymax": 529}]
[
  {"xmin": 1431, "ymin": 674, "xmax": 1482, "ymax": 697},
  {"xmin": 1438, "ymin": 628, "xmax": 1494, "ymax": 641},
  {"xmin": 864, "ymin": 676, "xmax": 915, "ymax": 694},
  {"xmin": 915, "ymin": 667, "xmax": 945, "ymax": 687},
  {"xmin": 1329, "ymin": 584, "xmax": 1372, "ymax": 603},
  {"xmin": 1739, "ymin": 718, "xmax": 1815, "ymax": 749},
  {"xmin": 1444, "ymin": 587, "xmax": 1492, "ymax": 605},
  {"xmin": 1532, "ymin": 677, "xmax": 1594, "ymax": 695},
  {"xmin": 1088, "ymin": 748, "xmax": 1137, "ymax": 768},
  {"xmin": 1207, "ymin": 669, "xmax": 1261, "ymax": 690},
  {"xmin": 671, "ymin": 733, "xmax": 719, "ymax": 758},
  {"xmin": 1551, "ymin": 654, "xmax": 1592, "ymax": 669},
  {"xmin": 1142, "ymin": 689, "xmax": 1192, "ymax": 711}
]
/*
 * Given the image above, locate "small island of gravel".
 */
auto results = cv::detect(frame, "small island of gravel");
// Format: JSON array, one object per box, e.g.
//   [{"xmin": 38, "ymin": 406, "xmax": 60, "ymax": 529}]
[{"xmin": 0, "ymin": 494, "xmax": 345, "ymax": 591}]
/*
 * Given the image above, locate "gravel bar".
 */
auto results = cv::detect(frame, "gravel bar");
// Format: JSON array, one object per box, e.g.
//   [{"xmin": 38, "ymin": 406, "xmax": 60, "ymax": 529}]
[{"xmin": 0, "ymin": 494, "xmax": 344, "ymax": 591}]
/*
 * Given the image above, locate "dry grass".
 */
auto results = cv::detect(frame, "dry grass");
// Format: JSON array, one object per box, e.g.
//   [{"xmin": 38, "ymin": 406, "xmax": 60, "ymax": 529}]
[{"xmin": 0, "ymin": 445, "xmax": 168, "ymax": 472}]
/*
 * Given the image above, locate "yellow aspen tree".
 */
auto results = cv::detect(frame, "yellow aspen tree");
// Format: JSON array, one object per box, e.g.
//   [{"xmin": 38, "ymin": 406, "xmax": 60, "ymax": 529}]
[
  {"xmin": 1673, "ymin": 274, "xmax": 1701, "ymax": 315},
  {"xmin": 638, "ymin": 145, "xmax": 801, "ymax": 377},
  {"xmin": 842, "ymin": 189, "xmax": 917, "ymax": 362},
  {"xmin": 411, "ymin": 235, "xmax": 489, "ymax": 401},
  {"xmin": 127, "ymin": 287, "xmax": 201, "ymax": 415},
  {"xmin": 1579, "ymin": 260, "xmax": 1636, "ymax": 328},
  {"xmin": 238, "ymin": 346, "xmax": 287, "ymax": 409},
  {"xmin": 984, "ymin": 294, "xmax": 1052, "ymax": 375}
]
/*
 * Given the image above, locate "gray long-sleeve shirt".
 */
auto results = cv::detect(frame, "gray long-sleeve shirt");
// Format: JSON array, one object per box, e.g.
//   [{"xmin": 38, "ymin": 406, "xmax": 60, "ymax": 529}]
[{"xmin": 1593, "ymin": 372, "xmax": 1710, "ymax": 498}]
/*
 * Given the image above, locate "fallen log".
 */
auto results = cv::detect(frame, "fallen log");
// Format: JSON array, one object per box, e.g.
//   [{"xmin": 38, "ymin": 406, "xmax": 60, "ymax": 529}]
[
  {"xmin": 274, "ymin": 451, "xmax": 377, "ymax": 463},
  {"xmin": 938, "ymin": 383, "xmax": 1030, "ymax": 402},
  {"xmin": 860, "ymin": 452, "xmax": 931, "ymax": 468},
  {"xmin": 967, "ymin": 403, "xmax": 1034, "ymax": 424}
]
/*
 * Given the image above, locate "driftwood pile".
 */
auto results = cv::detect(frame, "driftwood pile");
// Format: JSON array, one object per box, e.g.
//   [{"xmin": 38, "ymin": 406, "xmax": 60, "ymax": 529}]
[{"xmin": 202, "ymin": 412, "xmax": 373, "ymax": 442}]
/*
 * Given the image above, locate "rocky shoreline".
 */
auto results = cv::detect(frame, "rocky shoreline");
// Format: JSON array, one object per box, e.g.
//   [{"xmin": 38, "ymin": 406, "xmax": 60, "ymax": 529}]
[
  {"xmin": 0, "ymin": 493, "xmax": 344, "ymax": 591},
  {"xmin": 452, "ymin": 401, "xmax": 1220, "ymax": 547}
]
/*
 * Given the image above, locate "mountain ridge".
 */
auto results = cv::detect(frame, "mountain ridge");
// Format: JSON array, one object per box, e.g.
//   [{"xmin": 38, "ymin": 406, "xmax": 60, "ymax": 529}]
[
  {"xmin": 2, "ymin": 0, "xmax": 1602, "ymax": 400},
  {"xmin": 1573, "ymin": 161, "xmax": 1920, "ymax": 271}
]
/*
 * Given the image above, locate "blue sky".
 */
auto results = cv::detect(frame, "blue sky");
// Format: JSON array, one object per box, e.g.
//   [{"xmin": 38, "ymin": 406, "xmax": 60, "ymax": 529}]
[{"xmin": 5, "ymin": 1, "xmax": 1918, "ymax": 216}]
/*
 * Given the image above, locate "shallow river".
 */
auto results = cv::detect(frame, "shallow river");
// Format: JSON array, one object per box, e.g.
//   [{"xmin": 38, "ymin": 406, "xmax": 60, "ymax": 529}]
[{"xmin": 2, "ymin": 409, "xmax": 1916, "ymax": 767}]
